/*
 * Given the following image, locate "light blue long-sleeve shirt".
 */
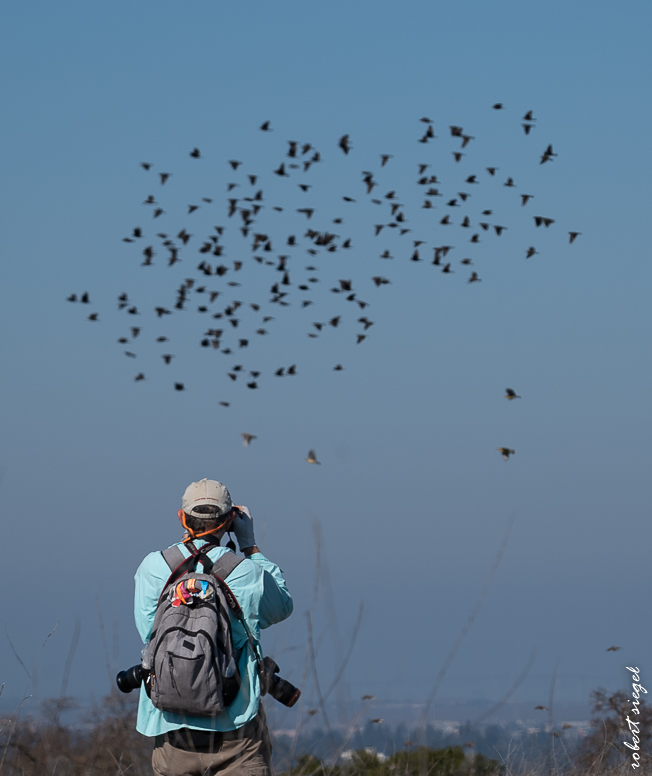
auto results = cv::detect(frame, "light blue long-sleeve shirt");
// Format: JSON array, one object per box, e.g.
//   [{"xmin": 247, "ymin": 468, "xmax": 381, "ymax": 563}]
[{"xmin": 133, "ymin": 540, "xmax": 293, "ymax": 737}]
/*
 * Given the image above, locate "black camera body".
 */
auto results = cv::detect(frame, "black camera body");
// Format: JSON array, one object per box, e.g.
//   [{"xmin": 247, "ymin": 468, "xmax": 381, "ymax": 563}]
[{"xmin": 116, "ymin": 656, "xmax": 300, "ymax": 708}]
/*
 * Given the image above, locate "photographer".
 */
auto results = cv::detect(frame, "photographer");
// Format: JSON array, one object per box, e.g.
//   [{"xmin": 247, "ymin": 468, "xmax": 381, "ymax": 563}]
[{"xmin": 133, "ymin": 478, "xmax": 293, "ymax": 776}]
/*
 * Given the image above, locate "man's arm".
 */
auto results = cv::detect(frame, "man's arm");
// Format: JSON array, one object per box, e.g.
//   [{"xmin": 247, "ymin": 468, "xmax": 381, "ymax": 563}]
[
  {"xmin": 230, "ymin": 506, "xmax": 293, "ymax": 624},
  {"xmin": 134, "ymin": 551, "xmax": 169, "ymax": 642},
  {"xmin": 247, "ymin": 552, "xmax": 294, "ymax": 628}
]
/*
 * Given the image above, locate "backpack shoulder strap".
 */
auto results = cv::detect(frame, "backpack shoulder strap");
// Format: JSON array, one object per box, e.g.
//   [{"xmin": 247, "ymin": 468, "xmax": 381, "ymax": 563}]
[
  {"xmin": 161, "ymin": 545, "xmax": 186, "ymax": 571},
  {"xmin": 212, "ymin": 550, "xmax": 244, "ymax": 580},
  {"xmin": 162, "ymin": 544, "xmax": 244, "ymax": 577},
  {"xmin": 158, "ymin": 543, "xmax": 200, "ymax": 603},
  {"xmin": 159, "ymin": 545, "xmax": 244, "ymax": 598}
]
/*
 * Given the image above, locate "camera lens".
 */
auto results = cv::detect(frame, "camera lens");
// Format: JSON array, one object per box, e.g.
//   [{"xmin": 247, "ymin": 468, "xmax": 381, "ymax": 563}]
[
  {"xmin": 268, "ymin": 675, "xmax": 301, "ymax": 708},
  {"xmin": 116, "ymin": 664, "xmax": 144, "ymax": 694}
]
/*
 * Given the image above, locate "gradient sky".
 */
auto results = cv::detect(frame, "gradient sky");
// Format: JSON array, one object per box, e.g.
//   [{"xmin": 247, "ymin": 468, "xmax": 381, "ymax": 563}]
[{"xmin": 1, "ymin": 0, "xmax": 650, "ymax": 725}]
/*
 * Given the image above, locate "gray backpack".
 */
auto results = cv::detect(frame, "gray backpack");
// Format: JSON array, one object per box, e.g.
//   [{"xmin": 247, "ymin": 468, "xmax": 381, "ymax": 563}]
[{"xmin": 142, "ymin": 541, "xmax": 245, "ymax": 718}]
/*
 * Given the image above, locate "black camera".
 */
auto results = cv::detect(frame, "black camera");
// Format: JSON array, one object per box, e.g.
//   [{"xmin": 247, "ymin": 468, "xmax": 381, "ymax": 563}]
[
  {"xmin": 260, "ymin": 657, "xmax": 301, "ymax": 708},
  {"xmin": 116, "ymin": 664, "xmax": 148, "ymax": 694}
]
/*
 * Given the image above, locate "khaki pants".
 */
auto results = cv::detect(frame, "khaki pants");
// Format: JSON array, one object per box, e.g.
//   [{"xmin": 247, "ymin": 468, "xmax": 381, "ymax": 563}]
[{"xmin": 152, "ymin": 708, "xmax": 272, "ymax": 776}]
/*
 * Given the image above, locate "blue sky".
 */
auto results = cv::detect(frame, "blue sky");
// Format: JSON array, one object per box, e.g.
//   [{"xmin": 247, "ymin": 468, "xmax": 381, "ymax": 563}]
[{"xmin": 1, "ymin": 0, "xmax": 650, "ymax": 724}]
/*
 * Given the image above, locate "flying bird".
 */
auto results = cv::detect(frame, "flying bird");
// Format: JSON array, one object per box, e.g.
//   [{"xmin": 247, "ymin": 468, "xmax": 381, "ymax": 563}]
[
  {"xmin": 241, "ymin": 433, "xmax": 257, "ymax": 447},
  {"xmin": 497, "ymin": 448, "xmax": 515, "ymax": 460},
  {"xmin": 339, "ymin": 135, "xmax": 351, "ymax": 154},
  {"xmin": 305, "ymin": 450, "xmax": 320, "ymax": 464},
  {"xmin": 540, "ymin": 144, "xmax": 557, "ymax": 164},
  {"xmin": 505, "ymin": 388, "xmax": 521, "ymax": 400}
]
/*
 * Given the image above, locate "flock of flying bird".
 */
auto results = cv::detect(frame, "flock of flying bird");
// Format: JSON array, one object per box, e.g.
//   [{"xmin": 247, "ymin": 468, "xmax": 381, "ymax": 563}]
[{"xmin": 68, "ymin": 104, "xmax": 581, "ymax": 463}]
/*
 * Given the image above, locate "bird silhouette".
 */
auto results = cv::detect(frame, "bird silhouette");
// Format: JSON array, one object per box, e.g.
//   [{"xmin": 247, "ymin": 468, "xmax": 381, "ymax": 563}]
[{"xmin": 540, "ymin": 144, "xmax": 557, "ymax": 163}]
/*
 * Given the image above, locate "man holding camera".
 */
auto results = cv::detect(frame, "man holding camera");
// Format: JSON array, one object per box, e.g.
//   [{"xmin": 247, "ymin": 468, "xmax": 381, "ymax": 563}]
[{"xmin": 133, "ymin": 478, "xmax": 294, "ymax": 776}]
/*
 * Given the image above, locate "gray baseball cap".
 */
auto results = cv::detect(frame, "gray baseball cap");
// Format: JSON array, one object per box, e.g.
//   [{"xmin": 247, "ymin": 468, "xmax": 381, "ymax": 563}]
[{"xmin": 181, "ymin": 478, "xmax": 233, "ymax": 518}]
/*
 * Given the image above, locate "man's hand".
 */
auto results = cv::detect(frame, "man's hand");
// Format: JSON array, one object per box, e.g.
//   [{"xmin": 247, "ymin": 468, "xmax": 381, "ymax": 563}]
[{"xmin": 231, "ymin": 505, "xmax": 257, "ymax": 553}]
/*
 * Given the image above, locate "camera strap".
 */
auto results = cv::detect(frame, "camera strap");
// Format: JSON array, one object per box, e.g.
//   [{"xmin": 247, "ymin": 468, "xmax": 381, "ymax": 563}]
[{"xmin": 211, "ymin": 570, "xmax": 266, "ymax": 683}]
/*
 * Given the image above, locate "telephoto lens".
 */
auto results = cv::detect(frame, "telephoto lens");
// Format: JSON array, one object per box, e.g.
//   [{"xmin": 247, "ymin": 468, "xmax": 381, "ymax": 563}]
[
  {"xmin": 116, "ymin": 664, "xmax": 145, "ymax": 693},
  {"xmin": 268, "ymin": 674, "xmax": 301, "ymax": 707},
  {"xmin": 261, "ymin": 657, "xmax": 301, "ymax": 707}
]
